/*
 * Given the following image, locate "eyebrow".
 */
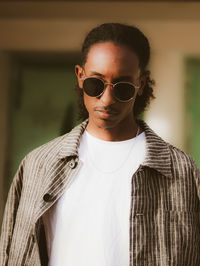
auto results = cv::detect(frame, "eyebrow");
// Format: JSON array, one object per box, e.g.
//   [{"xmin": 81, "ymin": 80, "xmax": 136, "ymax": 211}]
[{"xmin": 90, "ymin": 71, "xmax": 133, "ymax": 82}]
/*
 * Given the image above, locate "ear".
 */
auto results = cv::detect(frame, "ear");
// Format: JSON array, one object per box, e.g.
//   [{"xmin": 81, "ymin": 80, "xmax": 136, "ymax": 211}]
[
  {"xmin": 137, "ymin": 74, "xmax": 146, "ymax": 96},
  {"xmin": 75, "ymin": 65, "xmax": 84, "ymax": 88}
]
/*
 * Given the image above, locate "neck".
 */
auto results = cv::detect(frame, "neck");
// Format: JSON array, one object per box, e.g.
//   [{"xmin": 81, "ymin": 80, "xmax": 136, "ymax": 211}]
[{"xmin": 86, "ymin": 117, "xmax": 140, "ymax": 141}]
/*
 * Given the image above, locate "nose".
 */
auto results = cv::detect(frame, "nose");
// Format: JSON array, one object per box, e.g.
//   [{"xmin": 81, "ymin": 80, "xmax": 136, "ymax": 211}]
[{"xmin": 99, "ymin": 84, "xmax": 116, "ymax": 106}]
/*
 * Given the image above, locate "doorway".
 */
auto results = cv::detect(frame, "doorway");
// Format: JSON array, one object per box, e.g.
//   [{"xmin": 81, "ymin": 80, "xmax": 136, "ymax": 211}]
[
  {"xmin": 185, "ymin": 58, "xmax": 200, "ymax": 167},
  {"xmin": 7, "ymin": 52, "xmax": 81, "ymax": 188}
]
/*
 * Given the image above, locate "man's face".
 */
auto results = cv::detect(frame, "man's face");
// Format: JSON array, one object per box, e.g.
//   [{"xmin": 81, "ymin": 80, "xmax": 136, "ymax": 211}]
[{"xmin": 75, "ymin": 42, "xmax": 143, "ymax": 131}]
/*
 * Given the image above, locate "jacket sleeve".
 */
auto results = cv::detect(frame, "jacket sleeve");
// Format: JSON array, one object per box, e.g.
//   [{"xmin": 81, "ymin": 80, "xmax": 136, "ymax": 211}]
[{"xmin": 0, "ymin": 158, "xmax": 25, "ymax": 265}]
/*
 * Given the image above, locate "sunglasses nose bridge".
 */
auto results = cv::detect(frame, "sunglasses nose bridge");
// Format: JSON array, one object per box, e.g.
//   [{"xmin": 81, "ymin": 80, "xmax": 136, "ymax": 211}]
[
  {"xmin": 99, "ymin": 81, "xmax": 116, "ymax": 105},
  {"xmin": 100, "ymin": 81, "xmax": 113, "ymax": 94},
  {"xmin": 104, "ymin": 81, "xmax": 115, "ymax": 89},
  {"xmin": 103, "ymin": 82, "xmax": 117, "ymax": 99}
]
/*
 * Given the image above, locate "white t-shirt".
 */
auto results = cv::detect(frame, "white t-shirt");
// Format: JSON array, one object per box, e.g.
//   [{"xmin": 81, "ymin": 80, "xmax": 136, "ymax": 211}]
[{"xmin": 43, "ymin": 130, "xmax": 146, "ymax": 266}]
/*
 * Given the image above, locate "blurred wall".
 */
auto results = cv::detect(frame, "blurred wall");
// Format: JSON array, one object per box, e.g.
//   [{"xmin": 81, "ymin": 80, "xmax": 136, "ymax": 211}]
[
  {"xmin": 0, "ymin": 52, "xmax": 10, "ymax": 222},
  {"xmin": 0, "ymin": 1, "xmax": 200, "ymax": 223}
]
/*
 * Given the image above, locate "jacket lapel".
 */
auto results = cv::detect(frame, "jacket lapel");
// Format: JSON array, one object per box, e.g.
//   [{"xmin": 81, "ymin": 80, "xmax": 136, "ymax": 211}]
[
  {"xmin": 34, "ymin": 120, "xmax": 88, "ymax": 222},
  {"xmin": 138, "ymin": 120, "xmax": 172, "ymax": 178}
]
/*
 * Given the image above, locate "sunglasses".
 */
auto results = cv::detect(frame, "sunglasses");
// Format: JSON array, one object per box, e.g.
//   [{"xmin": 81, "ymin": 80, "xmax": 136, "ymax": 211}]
[{"xmin": 80, "ymin": 76, "xmax": 140, "ymax": 102}]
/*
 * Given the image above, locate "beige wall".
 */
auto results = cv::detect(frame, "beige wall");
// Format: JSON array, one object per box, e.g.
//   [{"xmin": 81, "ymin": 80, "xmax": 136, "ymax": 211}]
[
  {"xmin": 1, "ymin": 19, "xmax": 200, "ymax": 53},
  {"xmin": 0, "ymin": 1, "xmax": 200, "ymax": 221}
]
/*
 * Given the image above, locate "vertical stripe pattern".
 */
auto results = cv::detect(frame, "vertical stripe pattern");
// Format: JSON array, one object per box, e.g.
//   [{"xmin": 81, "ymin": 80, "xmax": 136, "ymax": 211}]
[{"xmin": 0, "ymin": 119, "xmax": 199, "ymax": 266}]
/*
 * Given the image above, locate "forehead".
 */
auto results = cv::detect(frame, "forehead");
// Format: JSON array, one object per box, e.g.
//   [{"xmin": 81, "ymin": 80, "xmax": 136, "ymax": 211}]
[{"xmin": 84, "ymin": 42, "xmax": 140, "ymax": 77}]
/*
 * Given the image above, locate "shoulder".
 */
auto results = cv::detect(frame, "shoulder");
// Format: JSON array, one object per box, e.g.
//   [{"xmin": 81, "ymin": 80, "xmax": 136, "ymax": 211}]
[
  {"xmin": 26, "ymin": 133, "xmax": 68, "ymax": 162},
  {"xmin": 139, "ymin": 119, "xmax": 199, "ymax": 176},
  {"xmin": 22, "ymin": 122, "xmax": 84, "ymax": 171},
  {"xmin": 168, "ymin": 143, "xmax": 199, "ymax": 176},
  {"xmin": 139, "ymin": 119, "xmax": 199, "ymax": 172},
  {"xmin": 25, "ymin": 120, "xmax": 88, "ymax": 163},
  {"xmin": 16, "ymin": 133, "xmax": 70, "ymax": 181},
  {"xmin": 167, "ymin": 143, "xmax": 200, "ymax": 201}
]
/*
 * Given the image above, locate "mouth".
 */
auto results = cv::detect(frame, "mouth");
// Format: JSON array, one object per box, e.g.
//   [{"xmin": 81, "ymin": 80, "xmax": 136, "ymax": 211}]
[{"xmin": 95, "ymin": 109, "xmax": 119, "ymax": 119}]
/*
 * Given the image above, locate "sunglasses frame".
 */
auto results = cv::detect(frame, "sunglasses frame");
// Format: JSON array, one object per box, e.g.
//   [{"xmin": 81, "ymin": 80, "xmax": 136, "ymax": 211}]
[{"xmin": 80, "ymin": 76, "xmax": 140, "ymax": 102}]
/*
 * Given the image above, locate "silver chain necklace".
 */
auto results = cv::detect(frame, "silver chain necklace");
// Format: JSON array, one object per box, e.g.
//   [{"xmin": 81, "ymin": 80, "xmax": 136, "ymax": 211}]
[{"xmin": 86, "ymin": 126, "xmax": 140, "ymax": 174}]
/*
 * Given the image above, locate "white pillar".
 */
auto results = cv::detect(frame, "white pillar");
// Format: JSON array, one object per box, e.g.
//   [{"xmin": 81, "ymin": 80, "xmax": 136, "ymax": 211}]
[{"xmin": 145, "ymin": 51, "xmax": 185, "ymax": 150}]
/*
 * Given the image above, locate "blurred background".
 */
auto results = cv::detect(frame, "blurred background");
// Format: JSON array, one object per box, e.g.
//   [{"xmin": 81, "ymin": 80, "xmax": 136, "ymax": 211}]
[{"xmin": 0, "ymin": 0, "xmax": 200, "ymax": 225}]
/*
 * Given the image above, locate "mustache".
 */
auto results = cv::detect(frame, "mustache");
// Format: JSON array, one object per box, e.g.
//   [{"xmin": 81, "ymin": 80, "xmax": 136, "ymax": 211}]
[{"xmin": 94, "ymin": 105, "xmax": 119, "ymax": 113}]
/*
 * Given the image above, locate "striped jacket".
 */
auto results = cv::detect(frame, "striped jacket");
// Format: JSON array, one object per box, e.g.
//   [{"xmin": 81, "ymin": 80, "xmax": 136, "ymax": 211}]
[{"xmin": 0, "ymin": 119, "xmax": 200, "ymax": 266}]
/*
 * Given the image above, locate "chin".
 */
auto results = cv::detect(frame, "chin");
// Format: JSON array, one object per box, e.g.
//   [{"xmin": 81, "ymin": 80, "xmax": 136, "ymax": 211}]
[{"xmin": 95, "ymin": 117, "xmax": 119, "ymax": 129}]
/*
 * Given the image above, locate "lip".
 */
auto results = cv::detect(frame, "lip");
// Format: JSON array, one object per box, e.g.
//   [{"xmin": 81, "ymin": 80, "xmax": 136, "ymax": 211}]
[{"xmin": 95, "ymin": 110, "xmax": 118, "ymax": 119}]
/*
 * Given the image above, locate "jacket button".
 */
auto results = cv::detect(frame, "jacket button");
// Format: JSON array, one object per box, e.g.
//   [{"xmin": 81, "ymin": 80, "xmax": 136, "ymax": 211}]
[
  {"xmin": 43, "ymin": 193, "xmax": 53, "ymax": 202},
  {"xmin": 69, "ymin": 159, "xmax": 76, "ymax": 169}
]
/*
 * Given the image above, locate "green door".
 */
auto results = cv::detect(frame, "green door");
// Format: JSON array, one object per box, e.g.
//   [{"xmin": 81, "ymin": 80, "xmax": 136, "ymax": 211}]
[
  {"xmin": 185, "ymin": 58, "xmax": 200, "ymax": 168},
  {"xmin": 8, "ymin": 60, "xmax": 79, "ymax": 187}
]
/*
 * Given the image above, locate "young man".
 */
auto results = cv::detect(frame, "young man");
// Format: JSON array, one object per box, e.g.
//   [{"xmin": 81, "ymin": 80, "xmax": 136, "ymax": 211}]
[{"xmin": 0, "ymin": 23, "xmax": 199, "ymax": 266}]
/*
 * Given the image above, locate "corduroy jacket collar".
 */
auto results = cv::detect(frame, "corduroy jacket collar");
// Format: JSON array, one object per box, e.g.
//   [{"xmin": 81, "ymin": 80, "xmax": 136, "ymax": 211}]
[{"xmin": 58, "ymin": 119, "xmax": 172, "ymax": 178}]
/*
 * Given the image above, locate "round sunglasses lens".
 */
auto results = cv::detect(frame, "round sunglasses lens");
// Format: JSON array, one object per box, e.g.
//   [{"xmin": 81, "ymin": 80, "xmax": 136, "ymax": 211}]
[
  {"xmin": 114, "ymin": 83, "xmax": 135, "ymax": 101},
  {"xmin": 83, "ymin": 78, "xmax": 104, "ymax": 97}
]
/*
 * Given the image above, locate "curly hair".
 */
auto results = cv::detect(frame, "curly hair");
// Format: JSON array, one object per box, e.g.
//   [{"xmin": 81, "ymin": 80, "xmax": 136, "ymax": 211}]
[{"xmin": 75, "ymin": 22, "xmax": 155, "ymax": 120}]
